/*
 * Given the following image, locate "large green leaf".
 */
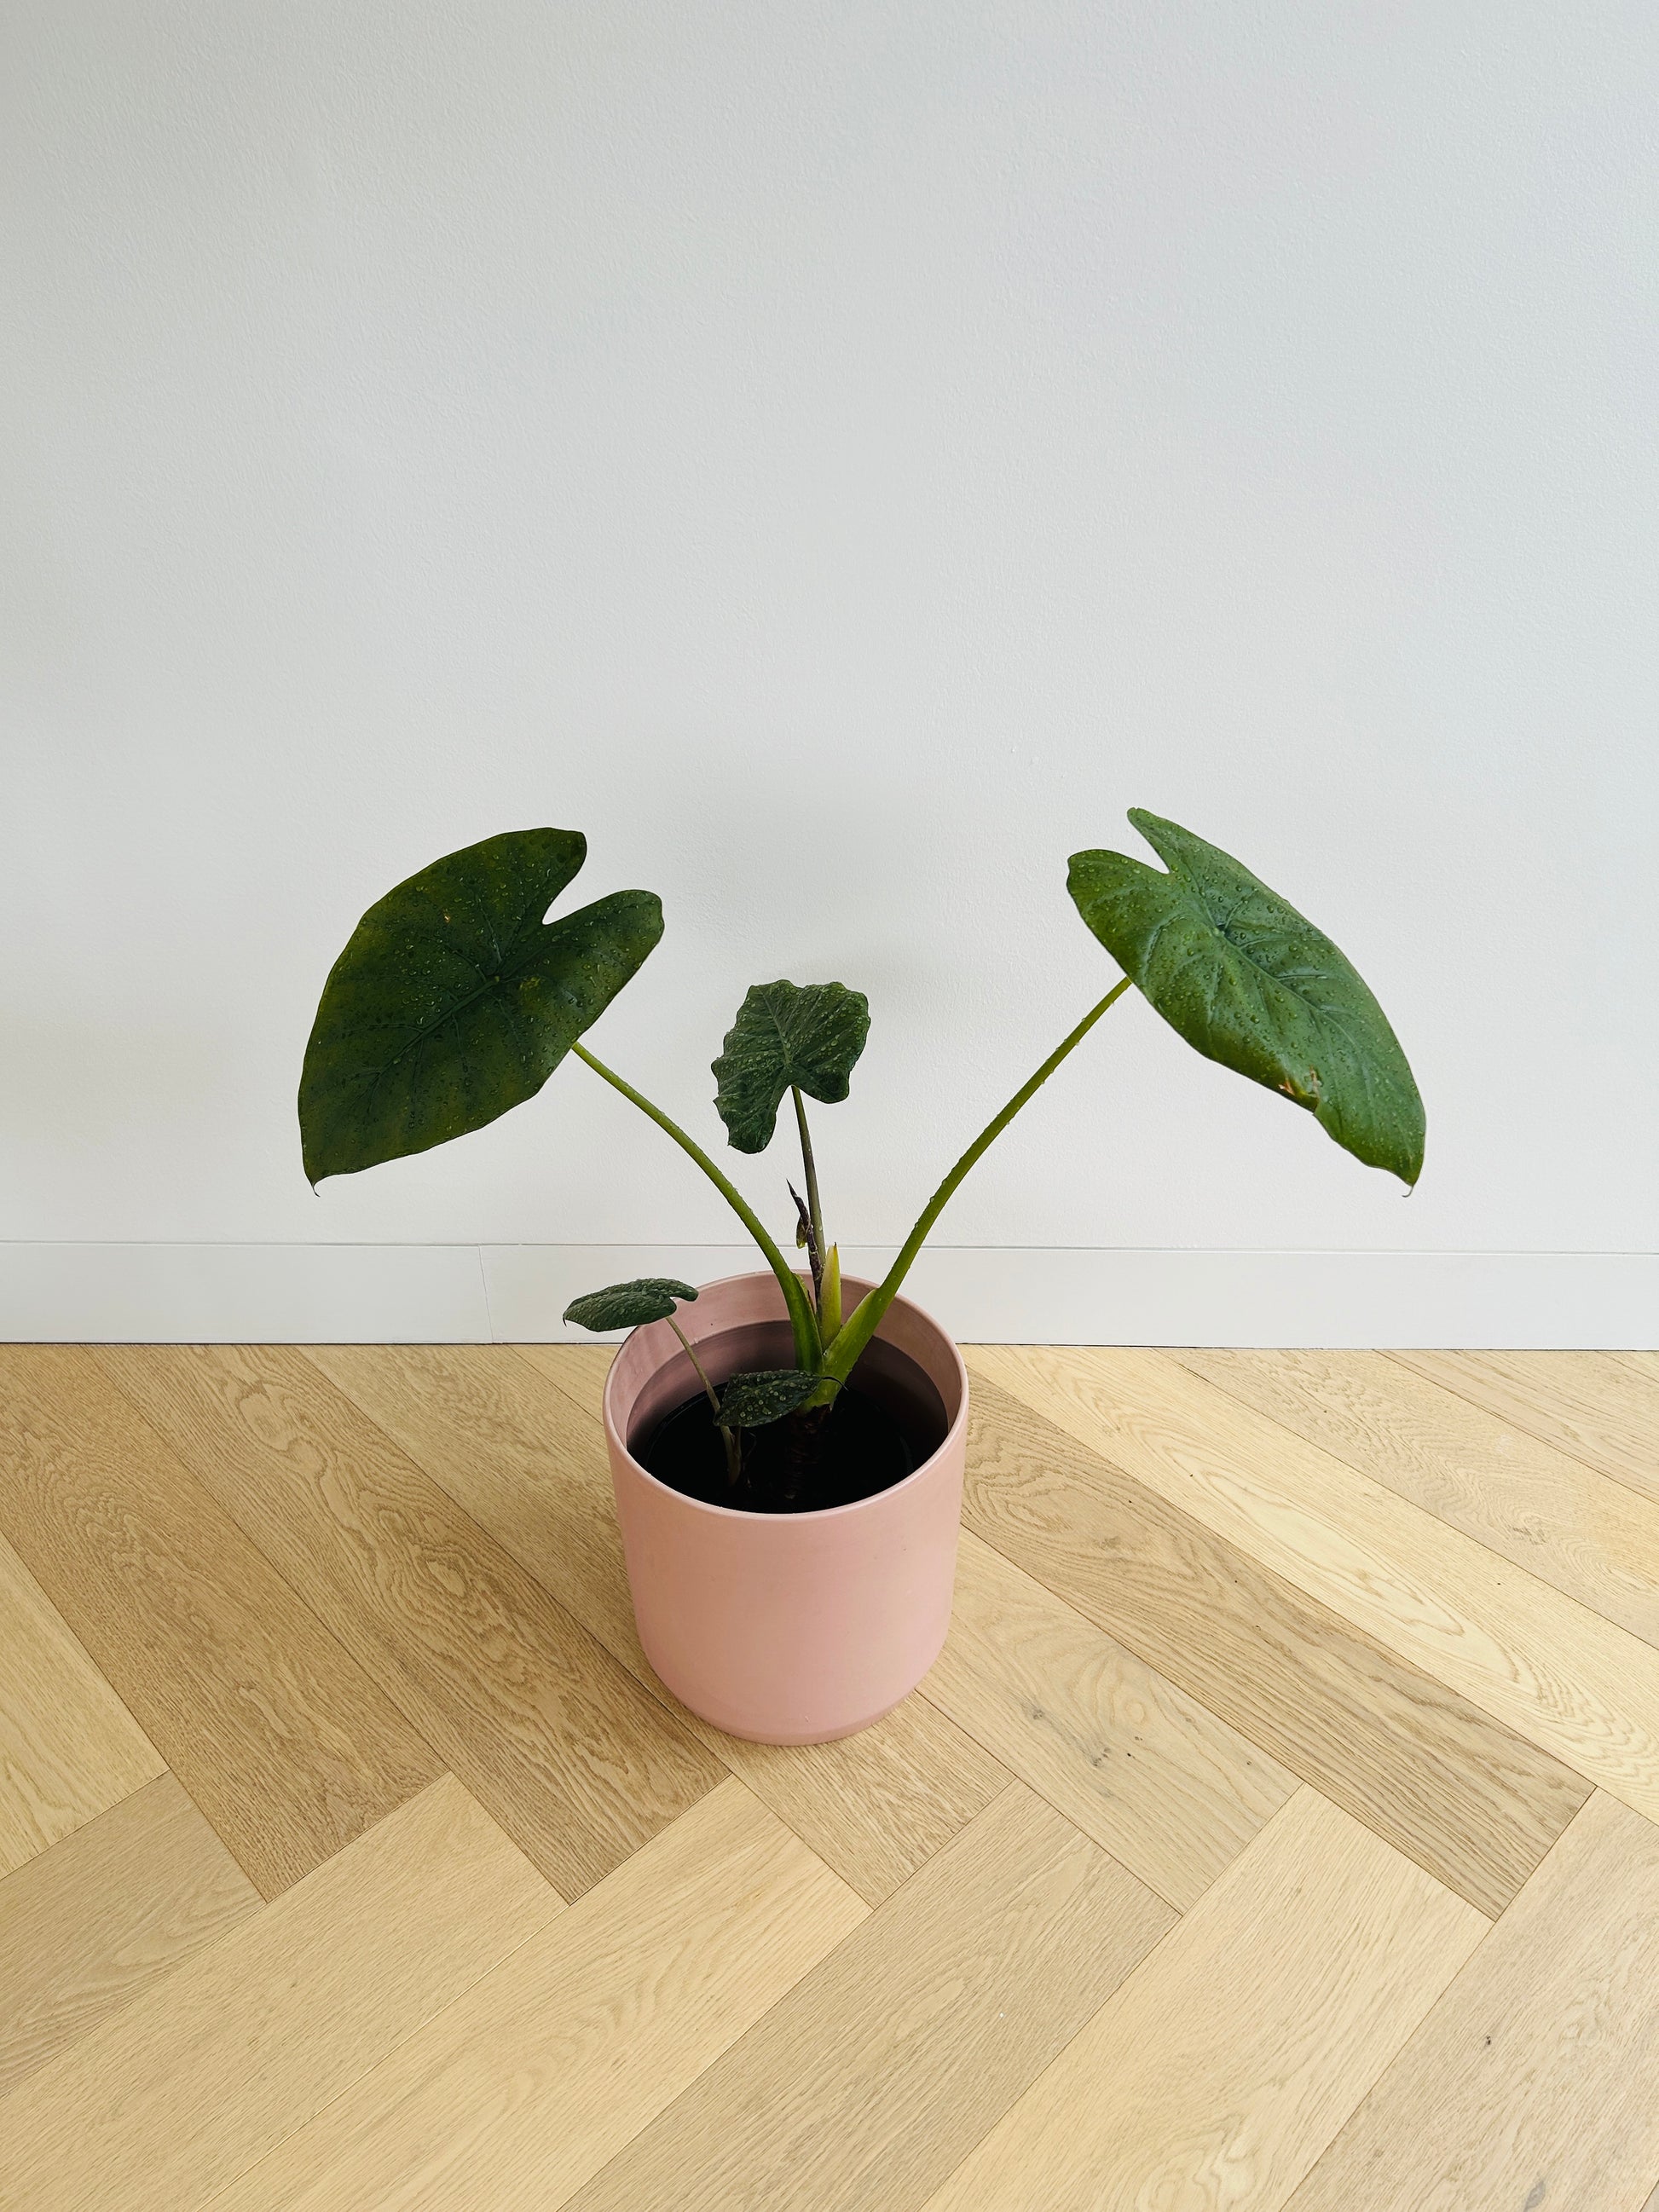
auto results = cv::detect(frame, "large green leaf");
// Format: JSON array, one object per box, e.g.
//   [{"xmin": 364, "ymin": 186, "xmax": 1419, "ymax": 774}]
[
  {"xmin": 564, "ymin": 1279, "xmax": 698, "ymax": 1332},
  {"xmin": 712, "ymin": 979, "xmax": 870, "ymax": 1154},
  {"xmin": 300, "ymin": 829, "xmax": 662, "ymax": 1184},
  {"xmin": 1067, "ymin": 809, "xmax": 1425, "ymax": 1186}
]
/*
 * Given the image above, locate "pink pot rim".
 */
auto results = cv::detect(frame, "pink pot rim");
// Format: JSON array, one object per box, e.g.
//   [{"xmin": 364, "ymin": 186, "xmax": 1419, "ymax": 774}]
[{"xmin": 601, "ymin": 1268, "xmax": 970, "ymax": 1527}]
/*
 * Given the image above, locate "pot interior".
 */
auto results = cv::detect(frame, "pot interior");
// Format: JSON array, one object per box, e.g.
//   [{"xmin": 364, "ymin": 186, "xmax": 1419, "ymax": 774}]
[{"xmin": 624, "ymin": 1315, "xmax": 951, "ymax": 1470}]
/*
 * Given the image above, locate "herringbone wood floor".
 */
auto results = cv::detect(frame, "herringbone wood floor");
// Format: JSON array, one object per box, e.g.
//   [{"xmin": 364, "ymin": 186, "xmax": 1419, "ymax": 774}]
[{"xmin": 3, "ymin": 1343, "xmax": 1659, "ymax": 2209}]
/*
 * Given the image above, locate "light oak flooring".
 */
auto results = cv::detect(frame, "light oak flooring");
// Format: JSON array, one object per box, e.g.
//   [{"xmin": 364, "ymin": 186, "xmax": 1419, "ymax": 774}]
[{"xmin": 2, "ymin": 1343, "xmax": 1657, "ymax": 2208}]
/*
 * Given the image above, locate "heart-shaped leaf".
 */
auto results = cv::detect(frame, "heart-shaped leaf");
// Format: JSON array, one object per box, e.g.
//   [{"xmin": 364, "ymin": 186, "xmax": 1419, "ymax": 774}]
[
  {"xmin": 717, "ymin": 1368, "xmax": 819, "ymax": 1429},
  {"xmin": 712, "ymin": 980, "xmax": 870, "ymax": 1154},
  {"xmin": 300, "ymin": 829, "xmax": 662, "ymax": 1184},
  {"xmin": 563, "ymin": 1278, "xmax": 699, "ymax": 1333},
  {"xmin": 1068, "ymin": 809, "xmax": 1425, "ymax": 1186}
]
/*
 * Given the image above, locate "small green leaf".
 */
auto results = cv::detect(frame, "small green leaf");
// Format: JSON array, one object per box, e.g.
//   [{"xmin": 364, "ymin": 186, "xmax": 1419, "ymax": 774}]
[
  {"xmin": 563, "ymin": 1278, "xmax": 699, "ymax": 1333},
  {"xmin": 299, "ymin": 829, "xmax": 663, "ymax": 1184},
  {"xmin": 712, "ymin": 980, "xmax": 870, "ymax": 1154},
  {"xmin": 1068, "ymin": 809, "xmax": 1425, "ymax": 1187},
  {"xmin": 717, "ymin": 1368, "xmax": 819, "ymax": 1429}
]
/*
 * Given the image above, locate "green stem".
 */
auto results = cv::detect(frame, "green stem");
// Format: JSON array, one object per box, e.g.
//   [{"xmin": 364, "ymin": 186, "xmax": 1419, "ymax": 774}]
[
  {"xmin": 572, "ymin": 1040, "xmax": 821, "ymax": 1370},
  {"xmin": 670, "ymin": 1318, "xmax": 742, "ymax": 1486},
  {"xmin": 818, "ymin": 977, "xmax": 1133, "ymax": 1389},
  {"xmin": 668, "ymin": 1316, "xmax": 721, "ymax": 1415},
  {"xmin": 792, "ymin": 1086, "xmax": 827, "ymax": 1313}
]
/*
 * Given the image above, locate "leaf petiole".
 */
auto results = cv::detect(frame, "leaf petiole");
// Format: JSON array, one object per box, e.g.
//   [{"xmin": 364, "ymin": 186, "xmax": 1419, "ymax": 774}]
[
  {"xmin": 668, "ymin": 1318, "xmax": 741, "ymax": 1486},
  {"xmin": 667, "ymin": 1316, "xmax": 721, "ymax": 1416},
  {"xmin": 816, "ymin": 976, "xmax": 1133, "ymax": 1392},
  {"xmin": 791, "ymin": 1086, "xmax": 828, "ymax": 1314},
  {"xmin": 572, "ymin": 1039, "xmax": 822, "ymax": 1372}
]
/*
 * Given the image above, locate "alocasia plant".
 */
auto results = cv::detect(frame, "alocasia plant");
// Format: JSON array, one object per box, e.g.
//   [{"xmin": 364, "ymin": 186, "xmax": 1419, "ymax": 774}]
[{"xmin": 300, "ymin": 809, "xmax": 1423, "ymax": 1458}]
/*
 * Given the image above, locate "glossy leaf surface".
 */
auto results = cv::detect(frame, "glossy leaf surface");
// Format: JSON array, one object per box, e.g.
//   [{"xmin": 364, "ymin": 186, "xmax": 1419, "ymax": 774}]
[
  {"xmin": 1068, "ymin": 809, "xmax": 1425, "ymax": 1185},
  {"xmin": 563, "ymin": 1278, "xmax": 699, "ymax": 1332},
  {"xmin": 300, "ymin": 829, "xmax": 662, "ymax": 1183},
  {"xmin": 712, "ymin": 980, "xmax": 870, "ymax": 1154},
  {"xmin": 716, "ymin": 1368, "xmax": 819, "ymax": 1429}
]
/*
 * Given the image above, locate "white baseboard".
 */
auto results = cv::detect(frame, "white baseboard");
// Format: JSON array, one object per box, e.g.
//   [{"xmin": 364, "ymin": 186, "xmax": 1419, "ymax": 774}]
[
  {"xmin": 0, "ymin": 1243, "xmax": 493, "ymax": 1343},
  {"xmin": 0, "ymin": 1241, "xmax": 1653, "ymax": 1347}
]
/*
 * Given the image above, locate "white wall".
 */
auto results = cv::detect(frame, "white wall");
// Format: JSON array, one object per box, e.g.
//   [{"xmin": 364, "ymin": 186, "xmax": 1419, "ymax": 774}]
[{"xmin": 3, "ymin": 2, "xmax": 1655, "ymax": 1341}]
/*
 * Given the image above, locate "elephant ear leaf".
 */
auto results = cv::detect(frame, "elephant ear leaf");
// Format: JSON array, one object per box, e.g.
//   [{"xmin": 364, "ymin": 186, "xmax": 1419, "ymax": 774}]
[
  {"xmin": 563, "ymin": 1279, "xmax": 698, "ymax": 1333},
  {"xmin": 712, "ymin": 979, "xmax": 870, "ymax": 1154},
  {"xmin": 300, "ymin": 828, "xmax": 663, "ymax": 1185},
  {"xmin": 717, "ymin": 1368, "xmax": 819, "ymax": 1429},
  {"xmin": 1067, "ymin": 809, "xmax": 1425, "ymax": 1187}
]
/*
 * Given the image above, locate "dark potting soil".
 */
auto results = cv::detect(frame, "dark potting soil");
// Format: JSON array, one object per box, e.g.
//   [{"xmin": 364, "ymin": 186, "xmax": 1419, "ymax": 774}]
[{"xmin": 637, "ymin": 1379, "xmax": 944, "ymax": 1515}]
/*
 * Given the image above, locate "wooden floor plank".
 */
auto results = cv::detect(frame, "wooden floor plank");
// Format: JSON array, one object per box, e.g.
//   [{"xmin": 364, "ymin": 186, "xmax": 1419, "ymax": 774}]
[
  {"xmin": 0, "ymin": 1771, "xmax": 260, "ymax": 2096},
  {"xmin": 0, "ymin": 1346, "xmax": 440, "ymax": 1897},
  {"xmin": 0, "ymin": 1774, "xmax": 562, "ymax": 2212},
  {"xmin": 309, "ymin": 1347, "xmax": 643, "ymax": 1664},
  {"xmin": 1391, "ymin": 1349, "xmax": 1659, "ymax": 1508},
  {"xmin": 927, "ymin": 1526, "xmax": 1298, "ymax": 1908},
  {"xmin": 1177, "ymin": 1348, "xmax": 1659, "ymax": 1643},
  {"xmin": 961, "ymin": 1367, "xmax": 1586, "ymax": 1916},
  {"xmin": 1289, "ymin": 1790, "xmax": 1659, "ymax": 2212},
  {"xmin": 979, "ymin": 1346, "xmax": 1659, "ymax": 1826},
  {"xmin": 922, "ymin": 1788, "xmax": 1488, "ymax": 2212},
  {"xmin": 514, "ymin": 1343, "xmax": 616, "ymax": 1422},
  {"xmin": 98, "ymin": 1344, "xmax": 724, "ymax": 1901},
  {"xmin": 565, "ymin": 1783, "xmax": 1176, "ymax": 2212},
  {"xmin": 213, "ymin": 1779, "xmax": 867, "ymax": 2211},
  {"xmin": 312, "ymin": 1342, "xmax": 1009, "ymax": 1904},
  {"xmin": 9, "ymin": 1335, "xmax": 1656, "ymax": 2204},
  {"xmin": 0, "ymin": 1531, "xmax": 161, "ymax": 1878},
  {"xmin": 695, "ymin": 1689, "xmax": 1009, "ymax": 1907}
]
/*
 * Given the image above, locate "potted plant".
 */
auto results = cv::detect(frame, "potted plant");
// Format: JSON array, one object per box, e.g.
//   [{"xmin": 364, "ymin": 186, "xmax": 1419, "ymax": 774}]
[{"xmin": 300, "ymin": 808, "xmax": 1423, "ymax": 1742}]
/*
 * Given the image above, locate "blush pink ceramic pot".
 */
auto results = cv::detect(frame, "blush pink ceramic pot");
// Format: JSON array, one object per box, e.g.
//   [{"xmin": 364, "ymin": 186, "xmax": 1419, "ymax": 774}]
[{"xmin": 602, "ymin": 1271, "xmax": 968, "ymax": 1744}]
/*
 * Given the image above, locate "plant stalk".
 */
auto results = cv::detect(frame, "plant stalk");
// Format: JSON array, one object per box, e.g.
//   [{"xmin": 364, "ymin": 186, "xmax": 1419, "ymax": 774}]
[
  {"xmin": 572, "ymin": 1040, "xmax": 821, "ymax": 1370},
  {"xmin": 816, "ymin": 976, "xmax": 1133, "ymax": 1390},
  {"xmin": 791, "ymin": 1086, "xmax": 828, "ymax": 1313},
  {"xmin": 668, "ymin": 1316, "xmax": 742, "ymax": 1485},
  {"xmin": 789, "ymin": 1181, "xmax": 823, "ymax": 1308},
  {"xmin": 668, "ymin": 1317, "xmax": 721, "ymax": 1415}
]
